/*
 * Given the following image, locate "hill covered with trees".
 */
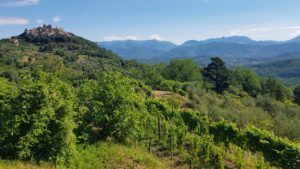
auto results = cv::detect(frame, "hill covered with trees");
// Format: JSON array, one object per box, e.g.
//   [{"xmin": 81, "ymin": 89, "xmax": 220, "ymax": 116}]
[
  {"xmin": 100, "ymin": 37, "xmax": 300, "ymax": 85},
  {"xmin": 0, "ymin": 26, "xmax": 299, "ymax": 169},
  {"xmin": 251, "ymin": 57, "xmax": 300, "ymax": 86}
]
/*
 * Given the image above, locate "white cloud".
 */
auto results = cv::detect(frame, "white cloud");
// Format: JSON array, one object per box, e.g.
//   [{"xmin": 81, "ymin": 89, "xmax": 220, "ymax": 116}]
[
  {"xmin": 103, "ymin": 35, "xmax": 140, "ymax": 41},
  {"xmin": 103, "ymin": 34, "xmax": 166, "ymax": 41},
  {"xmin": 148, "ymin": 34, "xmax": 164, "ymax": 41},
  {"xmin": 53, "ymin": 16, "xmax": 61, "ymax": 23},
  {"xmin": 290, "ymin": 30, "xmax": 300, "ymax": 37},
  {"xmin": 229, "ymin": 26, "xmax": 300, "ymax": 35},
  {"xmin": 0, "ymin": 0, "xmax": 39, "ymax": 7},
  {"xmin": 36, "ymin": 19, "xmax": 43, "ymax": 24},
  {"xmin": 228, "ymin": 26, "xmax": 300, "ymax": 39},
  {"xmin": 0, "ymin": 17, "xmax": 29, "ymax": 25},
  {"xmin": 126, "ymin": 36, "xmax": 139, "ymax": 40},
  {"xmin": 103, "ymin": 36, "xmax": 121, "ymax": 41}
]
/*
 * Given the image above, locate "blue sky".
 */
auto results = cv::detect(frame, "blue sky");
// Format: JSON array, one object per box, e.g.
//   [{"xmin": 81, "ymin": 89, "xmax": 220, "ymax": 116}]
[{"xmin": 1, "ymin": 0, "xmax": 300, "ymax": 44}]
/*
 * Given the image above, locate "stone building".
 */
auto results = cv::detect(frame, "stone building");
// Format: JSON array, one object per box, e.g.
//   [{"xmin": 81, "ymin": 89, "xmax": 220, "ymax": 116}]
[{"xmin": 25, "ymin": 25, "xmax": 70, "ymax": 36}]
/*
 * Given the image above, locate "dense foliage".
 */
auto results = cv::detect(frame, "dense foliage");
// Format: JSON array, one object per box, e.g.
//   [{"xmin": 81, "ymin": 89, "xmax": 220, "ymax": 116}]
[
  {"xmin": 210, "ymin": 122, "xmax": 300, "ymax": 169},
  {"xmin": 0, "ymin": 29, "xmax": 299, "ymax": 168},
  {"xmin": 0, "ymin": 72, "xmax": 76, "ymax": 166},
  {"xmin": 252, "ymin": 57, "xmax": 300, "ymax": 86},
  {"xmin": 293, "ymin": 85, "xmax": 300, "ymax": 105},
  {"xmin": 76, "ymin": 72, "xmax": 146, "ymax": 144},
  {"xmin": 163, "ymin": 58, "xmax": 202, "ymax": 82},
  {"xmin": 204, "ymin": 57, "xmax": 230, "ymax": 94}
]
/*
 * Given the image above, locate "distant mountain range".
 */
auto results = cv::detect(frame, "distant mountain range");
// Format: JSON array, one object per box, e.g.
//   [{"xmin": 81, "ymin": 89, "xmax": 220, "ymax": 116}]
[
  {"xmin": 99, "ymin": 40, "xmax": 178, "ymax": 60},
  {"xmin": 99, "ymin": 36, "xmax": 300, "ymax": 66}
]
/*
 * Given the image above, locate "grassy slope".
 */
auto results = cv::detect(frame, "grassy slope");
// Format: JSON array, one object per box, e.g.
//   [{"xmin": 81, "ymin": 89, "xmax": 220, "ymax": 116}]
[
  {"xmin": 73, "ymin": 142, "xmax": 169, "ymax": 169},
  {"xmin": 0, "ymin": 142, "xmax": 169, "ymax": 169},
  {"xmin": 0, "ymin": 161, "xmax": 53, "ymax": 169}
]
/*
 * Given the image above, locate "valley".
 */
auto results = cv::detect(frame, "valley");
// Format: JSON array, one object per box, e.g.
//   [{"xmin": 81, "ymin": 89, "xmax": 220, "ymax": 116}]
[
  {"xmin": 100, "ymin": 36, "xmax": 300, "ymax": 86},
  {"xmin": 0, "ymin": 26, "xmax": 299, "ymax": 168}
]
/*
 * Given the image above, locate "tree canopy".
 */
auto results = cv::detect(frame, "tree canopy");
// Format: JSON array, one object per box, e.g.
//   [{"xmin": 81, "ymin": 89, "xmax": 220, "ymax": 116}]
[
  {"xmin": 204, "ymin": 57, "xmax": 230, "ymax": 94},
  {"xmin": 163, "ymin": 58, "xmax": 201, "ymax": 82}
]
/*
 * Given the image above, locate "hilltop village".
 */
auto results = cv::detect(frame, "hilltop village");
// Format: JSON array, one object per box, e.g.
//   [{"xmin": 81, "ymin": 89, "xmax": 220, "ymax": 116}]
[{"xmin": 24, "ymin": 25, "xmax": 71, "ymax": 37}]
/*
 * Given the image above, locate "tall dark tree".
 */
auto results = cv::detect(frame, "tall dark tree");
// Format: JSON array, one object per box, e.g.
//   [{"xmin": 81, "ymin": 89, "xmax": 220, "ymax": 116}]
[
  {"xmin": 293, "ymin": 85, "xmax": 300, "ymax": 105},
  {"xmin": 204, "ymin": 57, "xmax": 229, "ymax": 94}
]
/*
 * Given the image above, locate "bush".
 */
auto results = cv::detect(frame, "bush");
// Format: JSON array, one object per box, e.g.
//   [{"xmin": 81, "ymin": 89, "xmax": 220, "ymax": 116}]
[
  {"xmin": 209, "ymin": 121, "xmax": 300, "ymax": 169},
  {"xmin": 0, "ymin": 72, "xmax": 77, "ymax": 165}
]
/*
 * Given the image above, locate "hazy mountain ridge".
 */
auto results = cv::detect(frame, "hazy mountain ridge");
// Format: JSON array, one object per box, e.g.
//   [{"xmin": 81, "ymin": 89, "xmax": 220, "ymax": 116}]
[
  {"xmin": 99, "ymin": 40, "xmax": 178, "ymax": 59},
  {"xmin": 100, "ymin": 36, "xmax": 300, "ymax": 85},
  {"xmin": 182, "ymin": 36, "xmax": 255, "ymax": 46},
  {"xmin": 99, "ymin": 36, "xmax": 300, "ymax": 65}
]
